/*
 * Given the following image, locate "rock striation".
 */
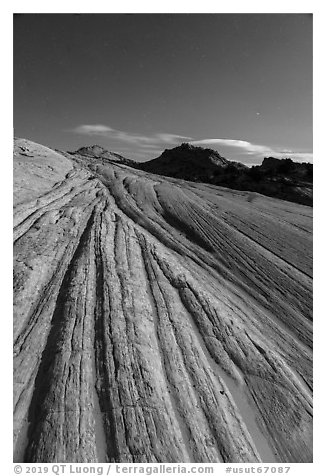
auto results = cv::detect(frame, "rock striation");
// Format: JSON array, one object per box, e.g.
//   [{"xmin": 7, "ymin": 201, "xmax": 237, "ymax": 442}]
[{"xmin": 13, "ymin": 139, "xmax": 312, "ymax": 463}]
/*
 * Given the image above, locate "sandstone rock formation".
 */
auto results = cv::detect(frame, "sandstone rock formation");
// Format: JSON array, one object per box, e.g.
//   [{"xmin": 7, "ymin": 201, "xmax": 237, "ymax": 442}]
[{"xmin": 13, "ymin": 138, "xmax": 313, "ymax": 463}]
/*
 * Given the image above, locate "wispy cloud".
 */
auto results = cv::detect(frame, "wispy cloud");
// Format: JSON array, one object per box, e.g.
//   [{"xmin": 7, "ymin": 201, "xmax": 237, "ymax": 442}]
[
  {"xmin": 189, "ymin": 138, "xmax": 274, "ymax": 155},
  {"xmin": 72, "ymin": 124, "xmax": 191, "ymax": 147},
  {"xmin": 279, "ymin": 152, "xmax": 313, "ymax": 162},
  {"xmin": 74, "ymin": 124, "xmax": 115, "ymax": 134}
]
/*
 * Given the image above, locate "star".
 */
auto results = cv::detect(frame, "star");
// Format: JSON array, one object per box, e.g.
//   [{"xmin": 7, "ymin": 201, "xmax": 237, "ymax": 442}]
[{"xmin": 256, "ymin": 112, "xmax": 261, "ymax": 116}]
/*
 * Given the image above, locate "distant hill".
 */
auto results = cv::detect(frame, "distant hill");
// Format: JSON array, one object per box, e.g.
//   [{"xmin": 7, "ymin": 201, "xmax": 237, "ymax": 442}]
[
  {"xmin": 139, "ymin": 142, "xmax": 247, "ymax": 180},
  {"xmin": 138, "ymin": 143, "xmax": 313, "ymax": 206},
  {"xmin": 69, "ymin": 145, "xmax": 137, "ymax": 167}
]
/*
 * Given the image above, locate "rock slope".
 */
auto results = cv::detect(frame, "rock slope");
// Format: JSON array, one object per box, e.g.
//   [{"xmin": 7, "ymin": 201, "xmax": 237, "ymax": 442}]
[{"xmin": 13, "ymin": 139, "xmax": 313, "ymax": 463}]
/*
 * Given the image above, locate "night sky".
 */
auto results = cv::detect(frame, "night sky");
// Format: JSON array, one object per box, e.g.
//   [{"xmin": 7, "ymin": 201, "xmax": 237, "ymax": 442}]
[{"xmin": 14, "ymin": 14, "xmax": 312, "ymax": 164}]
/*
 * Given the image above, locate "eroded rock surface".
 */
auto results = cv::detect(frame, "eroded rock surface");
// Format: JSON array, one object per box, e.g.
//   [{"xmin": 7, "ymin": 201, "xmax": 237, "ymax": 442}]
[{"xmin": 13, "ymin": 139, "xmax": 313, "ymax": 463}]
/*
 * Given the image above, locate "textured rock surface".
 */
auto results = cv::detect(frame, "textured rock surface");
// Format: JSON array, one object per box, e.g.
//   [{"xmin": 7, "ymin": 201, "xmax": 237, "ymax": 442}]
[{"xmin": 13, "ymin": 139, "xmax": 312, "ymax": 463}]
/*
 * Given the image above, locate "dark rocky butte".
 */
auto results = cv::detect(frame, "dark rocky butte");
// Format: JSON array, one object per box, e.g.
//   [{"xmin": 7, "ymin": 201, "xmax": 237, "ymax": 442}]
[{"xmin": 14, "ymin": 138, "xmax": 312, "ymax": 463}]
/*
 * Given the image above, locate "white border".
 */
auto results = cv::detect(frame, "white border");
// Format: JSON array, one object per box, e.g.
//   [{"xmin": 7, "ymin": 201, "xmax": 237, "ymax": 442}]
[{"xmin": 3, "ymin": 3, "xmax": 323, "ymax": 474}]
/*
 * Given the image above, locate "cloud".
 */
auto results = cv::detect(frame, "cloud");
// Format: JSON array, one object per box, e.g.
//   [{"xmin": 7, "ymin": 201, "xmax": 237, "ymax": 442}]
[
  {"xmin": 279, "ymin": 152, "xmax": 313, "ymax": 162},
  {"xmin": 155, "ymin": 133, "xmax": 193, "ymax": 143},
  {"xmin": 190, "ymin": 138, "xmax": 274, "ymax": 156},
  {"xmin": 72, "ymin": 124, "xmax": 191, "ymax": 146},
  {"xmin": 73, "ymin": 124, "xmax": 115, "ymax": 134}
]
